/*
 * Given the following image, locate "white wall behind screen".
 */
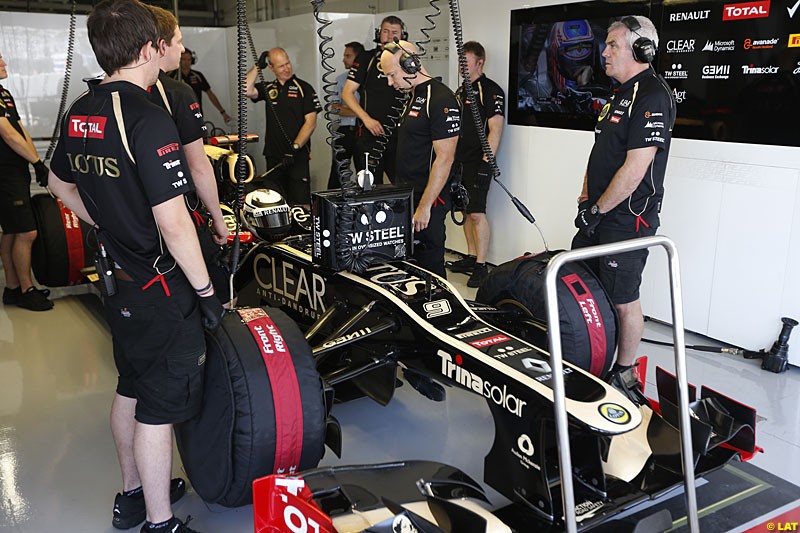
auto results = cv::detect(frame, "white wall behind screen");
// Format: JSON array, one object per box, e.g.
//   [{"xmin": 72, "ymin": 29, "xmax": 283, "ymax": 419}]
[
  {"xmin": 448, "ymin": 0, "xmax": 800, "ymax": 365},
  {"xmin": 180, "ymin": 26, "xmax": 232, "ymax": 129}
]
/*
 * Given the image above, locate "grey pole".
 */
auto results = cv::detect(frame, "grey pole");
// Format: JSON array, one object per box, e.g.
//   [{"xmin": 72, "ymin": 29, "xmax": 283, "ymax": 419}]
[{"xmin": 544, "ymin": 235, "xmax": 699, "ymax": 532}]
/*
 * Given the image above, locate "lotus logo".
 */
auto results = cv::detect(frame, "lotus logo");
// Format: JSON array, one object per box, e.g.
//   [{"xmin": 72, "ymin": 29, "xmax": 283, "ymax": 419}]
[{"xmin": 599, "ymin": 403, "xmax": 631, "ymax": 424}]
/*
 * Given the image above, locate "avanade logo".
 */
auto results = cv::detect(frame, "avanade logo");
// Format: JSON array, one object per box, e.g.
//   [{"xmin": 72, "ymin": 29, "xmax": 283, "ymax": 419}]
[
  {"xmin": 723, "ymin": 0, "xmax": 771, "ymax": 20},
  {"xmin": 743, "ymin": 37, "xmax": 779, "ymax": 49}
]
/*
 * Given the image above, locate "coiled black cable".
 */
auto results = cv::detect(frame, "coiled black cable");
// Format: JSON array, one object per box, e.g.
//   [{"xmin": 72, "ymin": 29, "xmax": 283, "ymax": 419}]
[
  {"xmin": 415, "ymin": 0, "xmax": 441, "ymax": 58},
  {"xmin": 44, "ymin": 0, "xmax": 77, "ymax": 163},
  {"xmin": 311, "ymin": 0, "xmax": 354, "ymax": 188}
]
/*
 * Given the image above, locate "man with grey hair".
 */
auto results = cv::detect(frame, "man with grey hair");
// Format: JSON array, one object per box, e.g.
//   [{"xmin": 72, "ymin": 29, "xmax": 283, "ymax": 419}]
[{"xmin": 571, "ymin": 15, "xmax": 674, "ymax": 403}]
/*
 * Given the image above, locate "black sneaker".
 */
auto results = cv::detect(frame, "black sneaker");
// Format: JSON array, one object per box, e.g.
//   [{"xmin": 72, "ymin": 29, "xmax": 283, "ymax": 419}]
[
  {"xmin": 446, "ymin": 255, "xmax": 476, "ymax": 273},
  {"xmin": 466, "ymin": 264, "xmax": 489, "ymax": 288},
  {"xmin": 113, "ymin": 478, "xmax": 187, "ymax": 530},
  {"xmin": 15, "ymin": 287, "xmax": 54, "ymax": 311},
  {"xmin": 605, "ymin": 364, "xmax": 648, "ymax": 406},
  {"xmin": 3, "ymin": 286, "xmax": 51, "ymax": 304},
  {"xmin": 140, "ymin": 516, "xmax": 199, "ymax": 533}
]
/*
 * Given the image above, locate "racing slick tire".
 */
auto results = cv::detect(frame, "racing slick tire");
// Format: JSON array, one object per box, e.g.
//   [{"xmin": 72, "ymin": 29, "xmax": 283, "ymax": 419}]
[
  {"xmin": 476, "ymin": 251, "xmax": 617, "ymax": 377},
  {"xmin": 30, "ymin": 193, "xmax": 93, "ymax": 287},
  {"xmin": 175, "ymin": 306, "xmax": 326, "ymax": 507}
]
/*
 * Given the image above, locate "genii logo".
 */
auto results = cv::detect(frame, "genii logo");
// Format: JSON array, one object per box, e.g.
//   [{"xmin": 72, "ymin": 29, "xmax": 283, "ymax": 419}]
[
  {"xmin": 68, "ymin": 116, "xmax": 107, "ymax": 139},
  {"xmin": 722, "ymin": 1, "xmax": 771, "ymax": 21}
]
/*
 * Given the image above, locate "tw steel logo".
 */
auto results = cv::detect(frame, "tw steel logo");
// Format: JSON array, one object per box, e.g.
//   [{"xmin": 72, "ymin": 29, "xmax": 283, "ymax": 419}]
[
  {"xmin": 722, "ymin": 1, "xmax": 770, "ymax": 20},
  {"xmin": 68, "ymin": 116, "xmax": 107, "ymax": 139}
]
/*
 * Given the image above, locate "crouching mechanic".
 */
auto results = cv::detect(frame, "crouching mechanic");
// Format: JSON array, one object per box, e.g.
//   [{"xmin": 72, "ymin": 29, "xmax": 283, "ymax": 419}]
[
  {"xmin": 47, "ymin": 1, "xmax": 223, "ymax": 531},
  {"xmin": 381, "ymin": 41, "xmax": 460, "ymax": 277},
  {"xmin": 571, "ymin": 15, "xmax": 674, "ymax": 402}
]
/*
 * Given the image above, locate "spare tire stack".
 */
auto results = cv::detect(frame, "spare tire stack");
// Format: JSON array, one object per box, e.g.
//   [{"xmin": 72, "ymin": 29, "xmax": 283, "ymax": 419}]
[{"xmin": 175, "ymin": 306, "xmax": 326, "ymax": 507}]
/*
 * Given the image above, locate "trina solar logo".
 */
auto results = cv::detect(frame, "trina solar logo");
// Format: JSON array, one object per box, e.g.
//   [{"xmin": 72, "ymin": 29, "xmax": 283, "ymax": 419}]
[
  {"xmin": 437, "ymin": 351, "xmax": 526, "ymax": 417},
  {"xmin": 790, "ymin": 34, "xmax": 800, "ymax": 47},
  {"xmin": 723, "ymin": 1, "xmax": 771, "ymax": 20}
]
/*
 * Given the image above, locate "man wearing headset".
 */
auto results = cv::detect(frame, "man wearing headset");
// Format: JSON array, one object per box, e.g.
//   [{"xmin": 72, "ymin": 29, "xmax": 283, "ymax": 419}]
[
  {"xmin": 245, "ymin": 47, "xmax": 322, "ymax": 207},
  {"xmin": 170, "ymin": 48, "xmax": 232, "ymax": 124},
  {"xmin": 572, "ymin": 15, "xmax": 674, "ymax": 402},
  {"xmin": 381, "ymin": 41, "xmax": 460, "ymax": 277},
  {"xmin": 343, "ymin": 16, "xmax": 408, "ymax": 184},
  {"xmin": 48, "ymin": 1, "xmax": 223, "ymax": 531}
]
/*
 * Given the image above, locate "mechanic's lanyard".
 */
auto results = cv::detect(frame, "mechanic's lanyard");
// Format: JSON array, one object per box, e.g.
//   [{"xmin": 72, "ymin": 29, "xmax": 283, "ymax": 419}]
[
  {"xmin": 434, "ymin": 195, "xmax": 445, "ymax": 207},
  {"xmin": 635, "ymin": 215, "xmax": 650, "ymax": 233}
]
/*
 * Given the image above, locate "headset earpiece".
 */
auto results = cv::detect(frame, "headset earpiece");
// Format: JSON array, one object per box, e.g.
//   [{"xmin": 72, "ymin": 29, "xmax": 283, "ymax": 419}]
[
  {"xmin": 184, "ymin": 47, "xmax": 197, "ymax": 65},
  {"xmin": 621, "ymin": 16, "xmax": 655, "ymax": 64},
  {"xmin": 385, "ymin": 39, "xmax": 421, "ymax": 75}
]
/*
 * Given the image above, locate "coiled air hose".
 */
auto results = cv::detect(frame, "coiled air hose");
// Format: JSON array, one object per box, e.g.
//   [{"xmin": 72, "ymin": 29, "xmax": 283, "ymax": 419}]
[{"xmin": 44, "ymin": 0, "xmax": 77, "ymax": 165}]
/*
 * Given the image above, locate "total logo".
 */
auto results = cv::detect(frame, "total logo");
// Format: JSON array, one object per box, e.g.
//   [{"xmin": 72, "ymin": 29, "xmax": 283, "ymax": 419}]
[
  {"xmin": 672, "ymin": 88, "xmax": 686, "ymax": 104},
  {"xmin": 437, "ymin": 351, "xmax": 527, "ymax": 417},
  {"xmin": 789, "ymin": 34, "xmax": 800, "ymax": 47},
  {"xmin": 702, "ymin": 39, "xmax": 736, "ymax": 52},
  {"xmin": 743, "ymin": 37, "xmax": 779, "ymax": 49},
  {"xmin": 664, "ymin": 63, "xmax": 688, "ymax": 79},
  {"xmin": 723, "ymin": 0, "xmax": 771, "ymax": 20},
  {"xmin": 742, "ymin": 64, "xmax": 780, "ymax": 74},
  {"xmin": 666, "ymin": 39, "xmax": 695, "ymax": 53},
  {"xmin": 702, "ymin": 65, "xmax": 731, "ymax": 79}
]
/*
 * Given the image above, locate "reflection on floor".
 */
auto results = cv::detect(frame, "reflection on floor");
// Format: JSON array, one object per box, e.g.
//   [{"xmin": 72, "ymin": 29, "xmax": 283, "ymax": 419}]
[{"xmin": 1, "ymin": 265, "xmax": 798, "ymax": 532}]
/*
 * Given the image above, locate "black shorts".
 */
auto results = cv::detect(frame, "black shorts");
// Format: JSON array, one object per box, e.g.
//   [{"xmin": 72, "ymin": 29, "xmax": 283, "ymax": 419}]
[
  {"xmin": 459, "ymin": 161, "xmax": 491, "ymax": 214},
  {"xmin": 0, "ymin": 171, "xmax": 36, "ymax": 234},
  {"xmin": 105, "ymin": 276, "xmax": 206, "ymax": 425},
  {"xmin": 571, "ymin": 225, "xmax": 657, "ymax": 305}
]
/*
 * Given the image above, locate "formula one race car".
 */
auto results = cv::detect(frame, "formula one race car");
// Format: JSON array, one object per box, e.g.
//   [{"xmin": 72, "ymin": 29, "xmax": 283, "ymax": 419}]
[{"xmin": 174, "ymin": 183, "xmax": 759, "ymax": 531}]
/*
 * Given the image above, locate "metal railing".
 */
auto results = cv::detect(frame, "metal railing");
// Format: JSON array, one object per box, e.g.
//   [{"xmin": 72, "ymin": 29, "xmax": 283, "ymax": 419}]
[{"xmin": 544, "ymin": 235, "xmax": 699, "ymax": 533}]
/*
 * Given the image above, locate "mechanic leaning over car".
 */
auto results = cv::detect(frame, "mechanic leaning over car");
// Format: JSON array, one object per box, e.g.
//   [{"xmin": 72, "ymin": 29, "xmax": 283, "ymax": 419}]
[
  {"xmin": 146, "ymin": 5, "xmax": 232, "ymax": 307},
  {"xmin": 380, "ymin": 40, "xmax": 460, "ymax": 278},
  {"xmin": 571, "ymin": 15, "xmax": 674, "ymax": 403},
  {"xmin": 245, "ymin": 47, "xmax": 322, "ymax": 208},
  {"xmin": 47, "ymin": 1, "xmax": 224, "ymax": 532}
]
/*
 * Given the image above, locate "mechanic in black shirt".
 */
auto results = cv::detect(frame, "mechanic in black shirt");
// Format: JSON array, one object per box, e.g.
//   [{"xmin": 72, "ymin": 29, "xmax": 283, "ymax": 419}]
[
  {"xmin": 447, "ymin": 41, "xmax": 505, "ymax": 288},
  {"xmin": 48, "ymin": 2, "xmax": 222, "ymax": 531},
  {"xmin": 245, "ymin": 47, "xmax": 322, "ymax": 207},
  {"xmin": 0, "ymin": 51, "xmax": 54, "ymax": 311},
  {"xmin": 147, "ymin": 5, "xmax": 231, "ymax": 306},
  {"xmin": 381, "ymin": 41, "xmax": 460, "ymax": 277},
  {"xmin": 169, "ymin": 48, "xmax": 232, "ymax": 124},
  {"xmin": 342, "ymin": 16, "xmax": 408, "ymax": 184},
  {"xmin": 571, "ymin": 16, "xmax": 674, "ymax": 397}
]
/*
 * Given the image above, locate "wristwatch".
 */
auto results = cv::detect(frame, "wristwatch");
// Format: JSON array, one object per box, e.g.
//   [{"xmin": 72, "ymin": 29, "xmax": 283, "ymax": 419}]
[
  {"xmin": 292, "ymin": 142, "xmax": 300, "ymax": 151},
  {"xmin": 591, "ymin": 204, "xmax": 602, "ymax": 215}
]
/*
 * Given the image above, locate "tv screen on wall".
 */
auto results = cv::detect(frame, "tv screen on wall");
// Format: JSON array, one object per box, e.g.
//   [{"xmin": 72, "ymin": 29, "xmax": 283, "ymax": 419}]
[{"xmin": 508, "ymin": 0, "xmax": 800, "ymax": 147}]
